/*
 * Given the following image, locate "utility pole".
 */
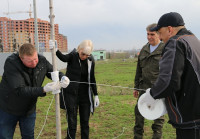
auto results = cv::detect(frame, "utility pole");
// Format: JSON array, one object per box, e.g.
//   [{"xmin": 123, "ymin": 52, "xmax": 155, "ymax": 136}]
[
  {"xmin": 33, "ymin": 0, "xmax": 39, "ymax": 52},
  {"xmin": 49, "ymin": 0, "xmax": 62, "ymax": 139}
]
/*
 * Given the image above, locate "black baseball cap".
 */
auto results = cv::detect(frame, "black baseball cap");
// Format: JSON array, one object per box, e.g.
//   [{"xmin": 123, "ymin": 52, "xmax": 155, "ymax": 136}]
[{"xmin": 150, "ymin": 12, "xmax": 185, "ymax": 31}]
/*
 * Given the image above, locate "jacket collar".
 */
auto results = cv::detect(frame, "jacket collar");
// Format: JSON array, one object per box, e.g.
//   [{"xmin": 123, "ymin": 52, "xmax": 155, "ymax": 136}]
[
  {"xmin": 176, "ymin": 28, "xmax": 193, "ymax": 36},
  {"xmin": 143, "ymin": 42, "xmax": 164, "ymax": 55}
]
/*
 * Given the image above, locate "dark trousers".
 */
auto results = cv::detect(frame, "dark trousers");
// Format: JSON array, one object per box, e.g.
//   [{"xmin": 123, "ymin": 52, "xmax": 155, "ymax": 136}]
[
  {"xmin": 176, "ymin": 128, "xmax": 200, "ymax": 139},
  {"xmin": 0, "ymin": 108, "xmax": 36, "ymax": 139},
  {"xmin": 66, "ymin": 100, "xmax": 90, "ymax": 139},
  {"xmin": 134, "ymin": 104, "xmax": 165, "ymax": 139}
]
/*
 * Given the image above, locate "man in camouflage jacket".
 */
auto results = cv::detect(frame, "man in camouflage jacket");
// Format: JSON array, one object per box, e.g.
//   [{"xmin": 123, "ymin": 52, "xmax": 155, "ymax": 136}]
[{"xmin": 133, "ymin": 23, "xmax": 165, "ymax": 139}]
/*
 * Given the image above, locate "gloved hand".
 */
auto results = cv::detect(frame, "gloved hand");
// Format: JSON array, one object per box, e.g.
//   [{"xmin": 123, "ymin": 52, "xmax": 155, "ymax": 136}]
[
  {"xmin": 94, "ymin": 95, "xmax": 100, "ymax": 108},
  {"xmin": 144, "ymin": 88, "xmax": 156, "ymax": 110},
  {"xmin": 60, "ymin": 76, "xmax": 70, "ymax": 88},
  {"xmin": 49, "ymin": 40, "xmax": 57, "ymax": 50},
  {"xmin": 43, "ymin": 81, "xmax": 61, "ymax": 93},
  {"xmin": 49, "ymin": 40, "xmax": 54, "ymax": 50}
]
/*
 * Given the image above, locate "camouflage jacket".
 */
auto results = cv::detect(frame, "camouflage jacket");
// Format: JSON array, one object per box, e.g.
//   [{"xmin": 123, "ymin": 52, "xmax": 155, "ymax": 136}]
[{"xmin": 134, "ymin": 42, "xmax": 164, "ymax": 91}]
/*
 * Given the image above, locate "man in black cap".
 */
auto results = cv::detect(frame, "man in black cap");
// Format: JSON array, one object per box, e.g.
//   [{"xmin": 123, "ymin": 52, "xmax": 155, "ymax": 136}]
[{"xmin": 148, "ymin": 12, "xmax": 200, "ymax": 138}]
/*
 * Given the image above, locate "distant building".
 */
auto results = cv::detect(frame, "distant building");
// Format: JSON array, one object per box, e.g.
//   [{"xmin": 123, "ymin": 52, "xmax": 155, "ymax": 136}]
[
  {"xmin": 92, "ymin": 50, "xmax": 106, "ymax": 60},
  {"xmin": 0, "ymin": 17, "xmax": 67, "ymax": 52}
]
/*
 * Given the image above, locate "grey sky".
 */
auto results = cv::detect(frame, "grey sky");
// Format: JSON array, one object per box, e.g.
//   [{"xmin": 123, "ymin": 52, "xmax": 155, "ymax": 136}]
[{"xmin": 1, "ymin": 0, "xmax": 200, "ymax": 50}]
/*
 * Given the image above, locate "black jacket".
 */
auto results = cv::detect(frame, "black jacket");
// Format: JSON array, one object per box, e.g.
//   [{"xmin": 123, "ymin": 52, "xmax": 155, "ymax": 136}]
[
  {"xmin": 0, "ymin": 53, "xmax": 64, "ymax": 116},
  {"xmin": 151, "ymin": 28, "xmax": 200, "ymax": 129},
  {"xmin": 56, "ymin": 49, "xmax": 98, "ymax": 113}
]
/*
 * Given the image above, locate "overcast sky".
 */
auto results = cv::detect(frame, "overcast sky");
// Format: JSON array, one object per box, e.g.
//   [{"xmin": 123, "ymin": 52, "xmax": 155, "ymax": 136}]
[{"xmin": 1, "ymin": 0, "xmax": 200, "ymax": 51}]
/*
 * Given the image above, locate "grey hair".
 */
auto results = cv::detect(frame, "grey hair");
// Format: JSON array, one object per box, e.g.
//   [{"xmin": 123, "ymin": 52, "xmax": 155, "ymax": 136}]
[
  {"xmin": 146, "ymin": 23, "xmax": 158, "ymax": 32},
  {"xmin": 77, "ymin": 40, "xmax": 93, "ymax": 54}
]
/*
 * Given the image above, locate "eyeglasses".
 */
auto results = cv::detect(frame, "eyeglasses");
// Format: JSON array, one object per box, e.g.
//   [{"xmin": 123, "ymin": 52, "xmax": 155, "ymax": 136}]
[{"xmin": 81, "ymin": 52, "xmax": 90, "ymax": 57}]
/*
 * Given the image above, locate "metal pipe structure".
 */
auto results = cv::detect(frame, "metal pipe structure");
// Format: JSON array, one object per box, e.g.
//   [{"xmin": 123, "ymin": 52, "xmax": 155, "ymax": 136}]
[
  {"xmin": 33, "ymin": 0, "xmax": 39, "ymax": 52},
  {"xmin": 49, "ymin": 0, "xmax": 62, "ymax": 138}
]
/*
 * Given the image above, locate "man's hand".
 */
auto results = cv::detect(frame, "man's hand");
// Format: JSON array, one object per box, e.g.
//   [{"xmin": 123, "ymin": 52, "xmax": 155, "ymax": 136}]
[
  {"xmin": 145, "ymin": 88, "xmax": 155, "ymax": 105},
  {"xmin": 43, "ymin": 81, "xmax": 61, "ymax": 93},
  {"xmin": 133, "ymin": 90, "xmax": 139, "ymax": 98},
  {"xmin": 139, "ymin": 88, "xmax": 156, "ymax": 110}
]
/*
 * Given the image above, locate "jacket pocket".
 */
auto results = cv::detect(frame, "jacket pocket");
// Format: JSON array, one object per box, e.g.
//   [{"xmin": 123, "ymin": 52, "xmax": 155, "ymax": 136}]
[
  {"xmin": 152, "ymin": 55, "xmax": 161, "ymax": 66},
  {"xmin": 139, "ymin": 56, "xmax": 147, "ymax": 68}
]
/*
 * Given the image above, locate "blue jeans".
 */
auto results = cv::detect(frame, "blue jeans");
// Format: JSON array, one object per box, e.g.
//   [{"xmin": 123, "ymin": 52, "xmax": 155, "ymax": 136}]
[{"xmin": 0, "ymin": 108, "xmax": 36, "ymax": 139}]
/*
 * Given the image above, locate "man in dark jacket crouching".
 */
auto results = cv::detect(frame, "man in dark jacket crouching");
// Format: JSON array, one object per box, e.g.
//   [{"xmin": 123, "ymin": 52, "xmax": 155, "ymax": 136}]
[{"xmin": 0, "ymin": 43, "xmax": 69, "ymax": 139}]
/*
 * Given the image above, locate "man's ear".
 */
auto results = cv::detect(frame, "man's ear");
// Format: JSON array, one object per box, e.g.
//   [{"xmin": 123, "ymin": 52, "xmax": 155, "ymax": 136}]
[
  {"xmin": 168, "ymin": 26, "xmax": 176, "ymax": 36},
  {"xmin": 167, "ymin": 26, "xmax": 173, "ymax": 33}
]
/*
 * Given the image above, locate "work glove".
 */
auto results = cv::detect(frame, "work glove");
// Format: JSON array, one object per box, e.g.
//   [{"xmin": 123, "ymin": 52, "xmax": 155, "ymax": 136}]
[
  {"xmin": 94, "ymin": 95, "xmax": 100, "ymax": 108},
  {"xmin": 49, "ymin": 40, "xmax": 57, "ymax": 50},
  {"xmin": 143, "ymin": 88, "xmax": 156, "ymax": 110},
  {"xmin": 60, "ymin": 76, "xmax": 70, "ymax": 88},
  {"xmin": 43, "ymin": 81, "xmax": 61, "ymax": 93}
]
